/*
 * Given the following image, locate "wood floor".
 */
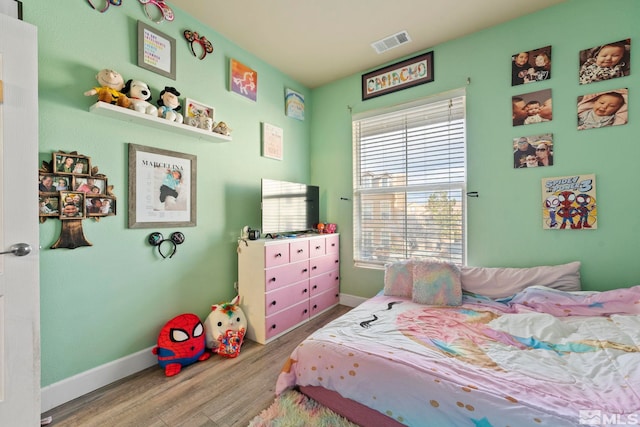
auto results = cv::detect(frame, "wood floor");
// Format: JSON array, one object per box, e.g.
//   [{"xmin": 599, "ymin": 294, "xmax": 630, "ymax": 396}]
[{"xmin": 42, "ymin": 304, "xmax": 352, "ymax": 427}]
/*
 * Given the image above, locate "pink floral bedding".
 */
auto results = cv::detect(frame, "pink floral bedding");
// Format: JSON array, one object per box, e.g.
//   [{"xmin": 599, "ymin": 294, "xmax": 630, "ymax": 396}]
[{"xmin": 276, "ymin": 286, "xmax": 640, "ymax": 426}]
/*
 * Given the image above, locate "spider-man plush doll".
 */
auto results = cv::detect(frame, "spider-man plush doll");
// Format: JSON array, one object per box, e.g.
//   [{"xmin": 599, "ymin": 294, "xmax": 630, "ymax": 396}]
[{"xmin": 152, "ymin": 313, "xmax": 211, "ymax": 376}]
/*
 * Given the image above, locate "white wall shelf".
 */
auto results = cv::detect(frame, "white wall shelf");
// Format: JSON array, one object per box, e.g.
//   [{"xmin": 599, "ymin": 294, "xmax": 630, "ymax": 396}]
[{"xmin": 89, "ymin": 102, "xmax": 232, "ymax": 142}]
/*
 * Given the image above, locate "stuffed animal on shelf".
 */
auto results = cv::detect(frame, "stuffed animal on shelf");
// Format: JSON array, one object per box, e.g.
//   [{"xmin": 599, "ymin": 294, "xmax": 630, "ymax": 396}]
[
  {"xmin": 157, "ymin": 86, "xmax": 183, "ymax": 124},
  {"xmin": 152, "ymin": 313, "xmax": 211, "ymax": 377},
  {"xmin": 122, "ymin": 79, "xmax": 157, "ymax": 116},
  {"xmin": 204, "ymin": 295, "xmax": 247, "ymax": 358},
  {"xmin": 83, "ymin": 68, "xmax": 130, "ymax": 108}
]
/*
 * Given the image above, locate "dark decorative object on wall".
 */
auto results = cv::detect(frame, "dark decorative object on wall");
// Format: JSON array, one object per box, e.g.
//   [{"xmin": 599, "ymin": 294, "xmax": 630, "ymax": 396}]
[
  {"xmin": 361, "ymin": 51, "xmax": 434, "ymax": 101},
  {"xmin": 39, "ymin": 151, "xmax": 117, "ymax": 249},
  {"xmin": 184, "ymin": 30, "xmax": 214, "ymax": 60}
]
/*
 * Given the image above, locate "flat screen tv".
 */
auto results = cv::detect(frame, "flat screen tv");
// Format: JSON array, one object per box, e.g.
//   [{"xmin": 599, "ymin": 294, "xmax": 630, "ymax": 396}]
[{"xmin": 261, "ymin": 178, "xmax": 319, "ymax": 236}]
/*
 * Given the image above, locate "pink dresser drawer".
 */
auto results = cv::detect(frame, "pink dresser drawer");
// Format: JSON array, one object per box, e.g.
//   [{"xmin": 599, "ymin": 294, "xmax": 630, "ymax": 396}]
[
  {"xmin": 309, "ymin": 253, "xmax": 340, "ymax": 275},
  {"xmin": 310, "ymin": 288, "xmax": 339, "ymax": 316},
  {"xmin": 309, "ymin": 271, "xmax": 339, "ymax": 296},
  {"xmin": 265, "ymin": 280, "xmax": 309, "ymax": 316},
  {"xmin": 265, "ymin": 260, "xmax": 309, "ymax": 291},
  {"xmin": 326, "ymin": 235, "xmax": 339, "ymax": 253},
  {"xmin": 309, "ymin": 238, "xmax": 326, "ymax": 258},
  {"xmin": 289, "ymin": 240, "xmax": 309, "ymax": 262},
  {"xmin": 265, "ymin": 300, "xmax": 310, "ymax": 339},
  {"xmin": 265, "ymin": 243, "xmax": 290, "ymax": 268}
]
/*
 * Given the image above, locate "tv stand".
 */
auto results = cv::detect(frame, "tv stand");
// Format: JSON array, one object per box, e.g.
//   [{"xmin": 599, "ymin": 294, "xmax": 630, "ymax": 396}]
[{"xmin": 237, "ymin": 233, "xmax": 340, "ymax": 344}]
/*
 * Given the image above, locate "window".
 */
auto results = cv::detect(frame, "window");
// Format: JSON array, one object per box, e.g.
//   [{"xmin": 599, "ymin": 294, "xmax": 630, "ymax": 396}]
[{"xmin": 352, "ymin": 90, "xmax": 466, "ymax": 268}]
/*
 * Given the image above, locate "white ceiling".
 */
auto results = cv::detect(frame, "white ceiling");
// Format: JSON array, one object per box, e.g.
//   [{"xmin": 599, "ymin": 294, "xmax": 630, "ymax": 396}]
[{"xmin": 170, "ymin": 0, "xmax": 567, "ymax": 88}]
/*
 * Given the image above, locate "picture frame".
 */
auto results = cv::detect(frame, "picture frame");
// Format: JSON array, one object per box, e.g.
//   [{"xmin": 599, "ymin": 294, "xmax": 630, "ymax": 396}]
[
  {"xmin": 230, "ymin": 58, "xmax": 257, "ymax": 102},
  {"xmin": 513, "ymin": 133, "xmax": 553, "ymax": 169},
  {"xmin": 262, "ymin": 122, "xmax": 283, "ymax": 161},
  {"xmin": 511, "ymin": 45, "xmax": 552, "ymax": 86},
  {"xmin": 53, "ymin": 152, "xmax": 91, "ymax": 176},
  {"xmin": 285, "ymin": 88, "xmax": 304, "ymax": 120},
  {"xmin": 128, "ymin": 143, "xmax": 197, "ymax": 228},
  {"xmin": 137, "ymin": 20, "xmax": 176, "ymax": 80},
  {"xmin": 86, "ymin": 196, "xmax": 116, "ymax": 217},
  {"xmin": 512, "ymin": 88, "xmax": 552, "ymax": 127},
  {"xmin": 39, "ymin": 195, "xmax": 59, "ymax": 217},
  {"xmin": 184, "ymin": 98, "xmax": 215, "ymax": 130},
  {"xmin": 362, "ymin": 51, "xmax": 434, "ymax": 101},
  {"xmin": 59, "ymin": 191, "xmax": 86, "ymax": 220},
  {"xmin": 542, "ymin": 174, "xmax": 597, "ymax": 230},
  {"xmin": 577, "ymin": 88, "xmax": 628, "ymax": 130},
  {"xmin": 579, "ymin": 39, "xmax": 630, "ymax": 85},
  {"xmin": 38, "ymin": 173, "xmax": 56, "ymax": 193},
  {"xmin": 73, "ymin": 176, "xmax": 107, "ymax": 195}
]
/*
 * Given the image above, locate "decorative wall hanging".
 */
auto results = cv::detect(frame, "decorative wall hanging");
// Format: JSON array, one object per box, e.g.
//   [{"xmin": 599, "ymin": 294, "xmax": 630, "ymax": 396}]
[
  {"xmin": 285, "ymin": 88, "xmax": 304, "ymax": 121},
  {"xmin": 262, "ymin": 122, "xmax": 283, "ymax": 160},
  {"xmin": 513, "ymin": 133, "xmax": 553, "ymax": 169},
  {"xmin": 184, "ymin": 98, "xmax": 214, "ymax": 131},
  {"xmin": 579, "ymin": 39, "xmax": 630, "ymax": 85},
  {"xmin": 511, "ymin": 45, "xmax": 552, "ymax": 86},
  {"xmin": 137, "ymin": 21, "xmax": 176, "ymax": 80},
  {"xmin": 577, "ymin": 88, "xmax": 628, "ymax": 130},
  {"xmin": 361, "ymin": 51, "xmax": 434, "ymax": 101},
  {"xmin": 39, "ymin": 151, "xmax": 117, "ymax": 249},
  {"xmin": 128, "ymin": 143, "xmax": 197, "ymax": 228},
  {"xmin": 541, "ymin": 174, "xmax": 597, "ymax": 230},
  {"xmin": 230, "ymin": 59, "xmax": 257, "ymax": 102},
  {"xmin": 512, "ymin": 88, "xmax": 552, "ymax": 126},
  {"xmin": 184, "ymin": 30, "xmax": 213, "ymax": 60},
  {"xmin": 86, "ymin": 0, "xmax": 121, "ymax": 13},
  {"xmin": 138, "ymin": 0, "xmax": 174, "ymax": 23}
]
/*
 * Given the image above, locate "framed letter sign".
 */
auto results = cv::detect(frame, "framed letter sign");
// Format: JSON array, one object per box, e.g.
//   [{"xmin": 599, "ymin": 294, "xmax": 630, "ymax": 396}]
[{"xmin": 362, "ymin": 51, "xmax": 434, "ymax": 101}]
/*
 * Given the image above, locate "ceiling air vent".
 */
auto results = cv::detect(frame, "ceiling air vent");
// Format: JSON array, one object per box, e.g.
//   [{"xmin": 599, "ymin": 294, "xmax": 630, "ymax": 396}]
[{"xmin": 371, "ymin": 30, "xmax": 412, "ymax": 54}]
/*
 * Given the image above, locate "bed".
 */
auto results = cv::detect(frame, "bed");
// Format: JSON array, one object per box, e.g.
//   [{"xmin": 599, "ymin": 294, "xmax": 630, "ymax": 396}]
[{"xmin": 275, "ymin": 261, "xmax": 640, "ymax": 426}]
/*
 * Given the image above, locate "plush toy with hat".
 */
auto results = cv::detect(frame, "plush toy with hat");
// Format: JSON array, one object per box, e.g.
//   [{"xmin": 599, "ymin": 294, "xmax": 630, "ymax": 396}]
[
  {"xmin": 84, "ymin": 68, "xmax": 130, "ymax": 108},
  {"xmin": 204, "ymin": 295, "xmax": 247, "ymax": 358},
  {"xmin": 157, "ymin": 86, "xmax": 184, "ymax": 123},
  {"xmin": 152, "ymin": 313, "xmax": 211, "ymax": 376}
]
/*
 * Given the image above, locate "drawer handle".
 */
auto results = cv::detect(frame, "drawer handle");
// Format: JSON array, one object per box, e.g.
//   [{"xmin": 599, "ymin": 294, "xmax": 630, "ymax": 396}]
[
  {"xmin": 312, "ymin": 304, "xmax": 318, "ymax": 310},
  {"xmin": 275, "ymin": 253, "xmax": 282, "ymax": 258},
  {"xmin": 312, "ymin": 266, "xmax": 317, "ymax": 270},
  {"xmin": 315, "ymin": 245, "xmax": 321, "ymax": 250},
  {"xmin": 303, "ymin": 288, "xmax": 308, "ymax": 293},
  {"xmin": 335, "ymin": 276, "xmax": 339, "ymax": 281},
  {"xmin": 270, "ymin": 301, "xmax": 277, "ymax": 306},
  {"xmin": 331, "ymin": 243, "xmax": 336, "ymax": 247},
  {"xmin": 303, "ymin": 309, "xmax": 308, "ymax": 314},
  {"xmin": 334, "ymin": 260, "xmax": 339, "ymax": 264},
  {"xmin": 297, "ymin": 249, "xmax": 303, "ymax": 253},
  {"xmin": 271, "ymin": 324, "xmax": 277, "ymax": 330},
  {"xmin": 312, "ymin": 285, "xmax": 318, "ymax": 290},
  {"xmin": 269, "ymin": 277, "xmax": 276, "ymax": 282},
  {"xmin": 302, "ymin": 268, "xmax": 308, "ymax": 273}
]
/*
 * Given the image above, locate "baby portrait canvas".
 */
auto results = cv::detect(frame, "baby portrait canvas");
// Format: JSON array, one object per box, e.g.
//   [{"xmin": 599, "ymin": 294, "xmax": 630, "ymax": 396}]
[
  {"xmin": 579, "ymin": 39, "xmax": 630, "ymax": 85},
  {"xmin": 577, "ymin": 89, "xmax": 628, "ymax": 130}
]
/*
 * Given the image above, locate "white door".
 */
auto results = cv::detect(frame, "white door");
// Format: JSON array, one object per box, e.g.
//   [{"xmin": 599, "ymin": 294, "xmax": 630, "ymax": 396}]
[{"xmin": 0, "ymin": 13, "xmax": 41, "ymax": 426}]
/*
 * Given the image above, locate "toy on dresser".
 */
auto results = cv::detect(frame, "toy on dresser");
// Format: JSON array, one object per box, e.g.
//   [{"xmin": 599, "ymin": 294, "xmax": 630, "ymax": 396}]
[
  {"xmin": 83, "ymin": 68, "xmax": 130, "ymax": 108},
  {"xmin": 157, "ymin": 86, "xmax": 184, "ymax": 123},
  {"xmin": 122, "ymin": 79, "xmax": 157, "ymax": 116},
  {"xmin": 204, "ymin": 295, "xmax": 247, "ymax": 358}
]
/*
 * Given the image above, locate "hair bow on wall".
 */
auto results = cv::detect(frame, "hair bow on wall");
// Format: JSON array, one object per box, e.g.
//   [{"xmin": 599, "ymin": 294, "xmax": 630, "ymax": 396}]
[{"xmin": 184, "ymin": 30, "xmax": 214, "ymax": 60}]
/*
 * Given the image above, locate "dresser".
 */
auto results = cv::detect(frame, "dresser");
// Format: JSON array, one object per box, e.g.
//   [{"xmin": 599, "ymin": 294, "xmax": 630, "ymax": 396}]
[{"xmin": 238, "ymin": 234, "xmax": 340, "ymax": 344}]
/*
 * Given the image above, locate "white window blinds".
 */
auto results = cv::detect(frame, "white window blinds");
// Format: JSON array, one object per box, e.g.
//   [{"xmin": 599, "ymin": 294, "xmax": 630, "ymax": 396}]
[{"xmin": 352, "ymin": 92, "xmax": 466, "ymax": 268}]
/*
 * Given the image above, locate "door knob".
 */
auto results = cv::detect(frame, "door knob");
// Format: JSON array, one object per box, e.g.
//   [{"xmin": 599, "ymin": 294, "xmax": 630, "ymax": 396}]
[{"xmin": 0, "ymin": 243, "xmax": 32, "ymax": 257}]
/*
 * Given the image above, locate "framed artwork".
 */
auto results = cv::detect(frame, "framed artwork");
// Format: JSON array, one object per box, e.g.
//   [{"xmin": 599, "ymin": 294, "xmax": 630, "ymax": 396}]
[
  {"xmin": 230, "ymin": 58, "xmax": 257, "ymax": 102},
  {"xmin": 542, "ymin": 174, "xmax": 597, "ymax": 230},
  {"xmin": 511, "ymin": 45, "xmax": 552, "ymax": 86},
  {"xmin": 513, "ymin": 133, "xmax": 553, "ymax": 169},
  {"xmin": 285, "ymin": 88, "xmax": 304, "ymax": 120},
  {"xmin": 579, "ymin": 39, "xmax": 630, "ymax": 85},
  {"xmin": 137, "ymin": 21, "xmax": 176, "ymax": 80},
  {"xmin": 577, "ymin": 88, "xmax": 628, "ymax": 130},
  {"xmin": 512, "ymin": 88, "xmax": 552, "ymax": 126},
  {"xmin": 38, "ymin": 173, "xmax": 56, "ymax": 193},
  {"xmin": 362, "ymin": 51, "xmax": 434, "ymax": 101},
  {"xmin": 53, "ymin": 152, "xmax": 91, "ymax": 175},
  {"xmin": 39, "ymin": 195, "xmax": 59, "ymax": 217},
  {"xmin": 128, "ymin": 143, "xmax": 197, "ymax": 228},
  {"xmin": 73, "ymin": 176, "xmax": 107, "ymax": 195},
  {"xmin": 262, "ymin": 122, "xmax": 283, "ymax": 160},
  {"xmin": 59, "ymin": 191, "xmax": 85, "ymax": 220},
  {"xmin": 86, "ymin": 196, "xmax": 116, "ymax": 217},
  {"xmin": 184, "ymin": 98, "xmax": 215, "ymax": 130}
]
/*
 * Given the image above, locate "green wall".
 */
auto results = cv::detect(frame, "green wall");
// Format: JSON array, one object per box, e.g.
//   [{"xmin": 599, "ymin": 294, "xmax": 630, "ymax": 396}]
[
  {"xmin": 25, "ymin": 2, "xmax": 312, "ymax": 387},
  {"xmin": 311, "ymin": 0, "xmax": 640, "ymax": 298}
]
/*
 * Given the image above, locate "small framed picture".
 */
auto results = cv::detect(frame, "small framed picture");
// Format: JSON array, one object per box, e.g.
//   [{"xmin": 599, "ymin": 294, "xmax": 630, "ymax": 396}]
[
  {"xmin": 577, "ymin": 88, "xmax": 628, "ymax": 130},
  {"xmin": 230, "ymin": 58, "xmax": 257, "ymax": 102},
  {"xmin": 73, "ymin": 176, "xmax": 107, "ymax": 195},
  {"xmin": 39, "ymin": 195, "xmax": 59, "ymax": 217},
  {"xmin": 38, "ymin": 173, "xmax": 56, "ymax": 193},
  {"xmin": 184, "ymin": 98, "xmax": 215, "ymax": 131},
  {"xmin": 86, "ymin": 196, "xmax": 116, "ymax": 217},
  {"xmin": 59, "ymin": 191, "xmax": 85, "ymax": 219},
  {"xmin": 262, "ymin": 122, "xmax": 283, "ymax": 160},
  {"xmin": 53, "ymin": 175, "xmax": 71, "ymax": 191},
  {"xmin": 137, "ymin": 21, "xmax": 176, "ymax": 80},
  {"xmin": 511, "ymin": 45, "xmax": 552, "ymax": 86},
  {"xmin": 285, "ymin": 88, "xmax": 304, "ymax": 120},
  {"xmin": 513, "ymin": 133, "xmax": 553, "ymax": 169},
  {"xmin": 579, "ymin": 39, "xmax": 630, "ymax": 85},
  {"xmin": 512, "ymin": 89, "xmax": 552, "ymax": 127},
  {"xmin": 53, "ymin": 152, "xmax": 91, "ymax": 176}
]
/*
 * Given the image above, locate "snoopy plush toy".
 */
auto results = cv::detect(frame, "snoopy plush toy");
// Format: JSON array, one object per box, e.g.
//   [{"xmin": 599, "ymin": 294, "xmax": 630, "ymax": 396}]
[{"xmin": 122, "ymin": 79, "xmax": 157, "ymax": 116}]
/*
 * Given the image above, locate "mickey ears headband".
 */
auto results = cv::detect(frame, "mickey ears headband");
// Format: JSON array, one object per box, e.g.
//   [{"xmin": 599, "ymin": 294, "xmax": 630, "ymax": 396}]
[
  {"xmin": 139, "ymin": 0, "xmax": 174, "ymax": 23},
  {"xmin": 148, "ymin": 232, "xmax": 185, "ymax": 259},
  {"xmin": 184, "ymin": 30, "xmax": 214, "ymax": 60}
]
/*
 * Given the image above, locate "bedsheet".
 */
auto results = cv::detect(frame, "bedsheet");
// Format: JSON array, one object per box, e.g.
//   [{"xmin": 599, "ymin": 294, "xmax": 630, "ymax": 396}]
[{"xmin": 276, "ymin": 286, "xmax": 640, "ymax": 426}]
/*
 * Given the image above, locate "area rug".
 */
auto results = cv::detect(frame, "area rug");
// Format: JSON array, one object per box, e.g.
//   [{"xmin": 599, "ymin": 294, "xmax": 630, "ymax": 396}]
[{"xmin": 248, "ymin": 389, "xmax": 359, "ymax": 427}]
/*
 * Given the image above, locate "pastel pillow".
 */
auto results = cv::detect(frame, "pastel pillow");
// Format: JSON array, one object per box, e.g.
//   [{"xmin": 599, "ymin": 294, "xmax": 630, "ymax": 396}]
[
  {"xmin": 383, "ymin": 260, "xmax": 414, "ymax": 297},
  {"xmin": 412, "ymin": 260, "xmax": 462, "ymax": 306},
  {"xmin": 460, "ymin": 261, "xmax": 581, "ymax": 299}
]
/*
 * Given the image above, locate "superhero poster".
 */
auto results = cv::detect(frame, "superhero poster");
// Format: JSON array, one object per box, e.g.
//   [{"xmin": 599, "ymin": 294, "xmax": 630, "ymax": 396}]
[{"xmin": 541, "ymin": 174, "xmax": 597, "ymax": 230}]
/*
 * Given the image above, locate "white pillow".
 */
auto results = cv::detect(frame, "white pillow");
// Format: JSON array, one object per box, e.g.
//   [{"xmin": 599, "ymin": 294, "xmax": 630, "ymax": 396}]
[{"xmin": 460, "ymin": 261, "xmax": 581, "ymax": 298}]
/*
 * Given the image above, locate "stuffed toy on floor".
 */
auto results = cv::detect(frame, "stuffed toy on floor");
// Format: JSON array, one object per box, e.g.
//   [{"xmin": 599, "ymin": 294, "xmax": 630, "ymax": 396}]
[
  {"xmin": 204, "ymin": 295, "xmax": 247, "ymax": 358},
  {"xmin": 152, "ymin": 313, "xmax": 211, "ymax": 376}
]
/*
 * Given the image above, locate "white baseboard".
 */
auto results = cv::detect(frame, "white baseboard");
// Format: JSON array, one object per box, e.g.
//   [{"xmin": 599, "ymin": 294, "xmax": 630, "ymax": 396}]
[
  {"xmin": 41, "ymin": 293, "xmax": 365, "ymax": 413},
  {"xmin": 41, "ymin": 346, "xmax": 157, "ymax": 413}
]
